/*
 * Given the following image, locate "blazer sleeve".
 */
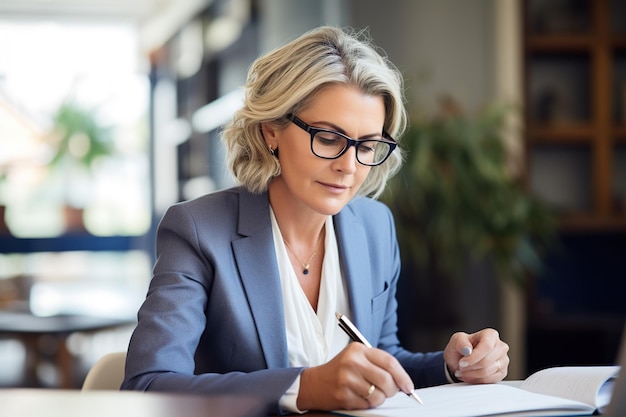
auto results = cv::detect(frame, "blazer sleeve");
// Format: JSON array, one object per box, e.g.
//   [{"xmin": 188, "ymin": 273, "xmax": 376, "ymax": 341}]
[{"xmin": 121, "ymin": 199, "xmax": 301, "ymax": 415}]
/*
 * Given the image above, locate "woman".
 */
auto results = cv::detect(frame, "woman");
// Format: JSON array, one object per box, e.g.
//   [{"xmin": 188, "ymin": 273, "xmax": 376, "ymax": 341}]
[{"xmin": 121, "ymin": 26, "xmax": 509, "ymax": 414}]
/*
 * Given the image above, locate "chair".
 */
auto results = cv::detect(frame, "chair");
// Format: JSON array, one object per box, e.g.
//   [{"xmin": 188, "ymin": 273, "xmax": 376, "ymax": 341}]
[{"xmin": 81, "ymin": 351, "xmax": 126, "ymax": 390}]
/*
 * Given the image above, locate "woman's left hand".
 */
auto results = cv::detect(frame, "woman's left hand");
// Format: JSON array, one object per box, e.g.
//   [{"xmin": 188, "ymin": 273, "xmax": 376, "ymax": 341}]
[{"xmin": 443, "ymin": 328, "xmax": 510, "ymax": 384}]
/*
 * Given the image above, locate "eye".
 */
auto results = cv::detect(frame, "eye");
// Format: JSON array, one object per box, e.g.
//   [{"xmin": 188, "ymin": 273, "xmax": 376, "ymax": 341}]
[
  {"xmin": 358, "ymin": 140, "xmax": 379, "ymax": 154},
  {"xmin": 314, "ymin": 131, "xmax": 345, "ymax": 146}
]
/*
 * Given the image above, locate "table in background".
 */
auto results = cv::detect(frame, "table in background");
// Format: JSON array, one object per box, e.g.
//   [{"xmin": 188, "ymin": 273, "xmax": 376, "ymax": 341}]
[
  {"xmin": 1, "ymin": 389, "xmax": 266, "ymax": 417},
  {"xmin": 0, "ymin": 311, "xmax": 133, "ymax": 388}
]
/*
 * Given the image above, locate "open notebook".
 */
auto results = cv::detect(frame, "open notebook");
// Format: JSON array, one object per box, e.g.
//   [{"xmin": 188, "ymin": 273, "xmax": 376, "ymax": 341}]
[
  {"xmin": 604, "ymin": 325, "xmax": 626, "ymax": 417},
  {"xmin": 334, "ymin": 325, "xmax": 626, "ymax": 417}
]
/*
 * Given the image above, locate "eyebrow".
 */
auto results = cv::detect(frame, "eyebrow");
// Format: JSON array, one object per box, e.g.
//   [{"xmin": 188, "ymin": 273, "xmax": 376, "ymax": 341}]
[{"xmin": 309, "ymin": 120, "xmax": 385, "ymax": 140}]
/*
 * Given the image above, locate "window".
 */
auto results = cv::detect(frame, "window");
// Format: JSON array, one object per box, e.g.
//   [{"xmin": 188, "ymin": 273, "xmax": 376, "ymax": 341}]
[{"xmin": 0, "ymin": 20, "xmax": 150, "ymax": 237}]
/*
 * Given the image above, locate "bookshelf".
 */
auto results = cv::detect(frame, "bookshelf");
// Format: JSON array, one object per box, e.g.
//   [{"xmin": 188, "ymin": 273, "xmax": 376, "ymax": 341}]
[
  {"xmin": 523, "ymin": 0, "xmax": 626, "ymax": 374},
  {"xmin": 523, "ymin": 0, "xmax": 626, "ymax": 231}
]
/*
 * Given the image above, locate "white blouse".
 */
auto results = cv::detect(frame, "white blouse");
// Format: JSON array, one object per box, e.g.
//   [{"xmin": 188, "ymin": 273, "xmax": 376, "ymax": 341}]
[{"xmin": 270, "ymin": 208, "xmax": 351, "ymax": 412}]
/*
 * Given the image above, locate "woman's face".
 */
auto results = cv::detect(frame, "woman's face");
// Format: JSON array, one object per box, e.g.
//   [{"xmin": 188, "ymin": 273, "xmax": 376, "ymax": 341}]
[{"xmin": 263, "ymin": 84, "xmax": 385, "ymax": 216}]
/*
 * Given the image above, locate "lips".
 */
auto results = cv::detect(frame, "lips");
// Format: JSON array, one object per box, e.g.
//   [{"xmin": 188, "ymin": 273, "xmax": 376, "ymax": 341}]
[{"xmin": 319, "ymin": 181, "xmax": 350, "ymax": 192}]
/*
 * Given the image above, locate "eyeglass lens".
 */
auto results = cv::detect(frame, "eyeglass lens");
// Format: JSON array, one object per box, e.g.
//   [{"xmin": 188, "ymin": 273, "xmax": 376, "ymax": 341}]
[{"xmin": 312, "ymin": 131, "xmax": 391, "ymax": 166}]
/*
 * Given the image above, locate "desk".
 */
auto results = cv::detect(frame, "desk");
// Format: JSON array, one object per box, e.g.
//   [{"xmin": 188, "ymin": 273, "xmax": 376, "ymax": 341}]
[
  {"xmin": 0, "ymin": 389, "xmax": 266, "ymax": 417},
  {"xmin": 0, "ymin": 311, "xmax": 133, "ymax": 388},
  {"xmin": 0, "ymin": 389, "xmax": 594, "ymax": 417}
]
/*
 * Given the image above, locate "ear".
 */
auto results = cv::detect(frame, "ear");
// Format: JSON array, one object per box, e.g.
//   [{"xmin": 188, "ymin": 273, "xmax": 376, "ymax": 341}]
[{"xmin": 260, "ymin": 122, "xmax": 278, "ymax": 150}]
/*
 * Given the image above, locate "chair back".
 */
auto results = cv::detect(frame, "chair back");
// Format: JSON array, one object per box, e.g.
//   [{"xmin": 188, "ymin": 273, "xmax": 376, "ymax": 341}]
[{"xmin": 82, "ymin": 351, "xmax": 126, "ymax": 390}]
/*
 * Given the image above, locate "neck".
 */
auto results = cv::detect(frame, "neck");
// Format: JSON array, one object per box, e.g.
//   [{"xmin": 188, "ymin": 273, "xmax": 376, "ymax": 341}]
[{"xmin": 268, "ymin": 182, "xmax": 327, "ymax": 244}]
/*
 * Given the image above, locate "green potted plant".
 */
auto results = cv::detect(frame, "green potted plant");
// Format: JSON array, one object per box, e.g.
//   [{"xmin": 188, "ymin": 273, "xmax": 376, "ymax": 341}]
[
  {"xmin": 46, "ymin": 101, "xmax": 113, "ymax": 232},
  {"xmin": 382, "ymin": 99, "xmax": 556, "ymax": 348}
]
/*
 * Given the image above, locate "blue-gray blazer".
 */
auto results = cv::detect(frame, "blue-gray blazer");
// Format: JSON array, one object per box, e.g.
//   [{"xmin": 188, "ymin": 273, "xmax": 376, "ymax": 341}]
[{"xmin": 121, "ymin": 186, "xmax": 446, "ymax": 414}]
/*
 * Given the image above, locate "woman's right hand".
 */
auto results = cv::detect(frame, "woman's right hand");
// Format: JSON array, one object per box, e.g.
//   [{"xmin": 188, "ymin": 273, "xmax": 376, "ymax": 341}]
[{"xmin": 296, "ymin": 342, "xmax": 415, "ymax": 411}]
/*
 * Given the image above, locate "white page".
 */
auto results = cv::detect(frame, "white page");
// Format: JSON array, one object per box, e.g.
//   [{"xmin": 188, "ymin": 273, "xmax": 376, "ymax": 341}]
[
  {"xmin": 333, "ymin": 383, "xmax": 594, "ymax": 417},
  {"xmin": 520, "ymin": 366, "xmax": 620, "ymax": 409}
]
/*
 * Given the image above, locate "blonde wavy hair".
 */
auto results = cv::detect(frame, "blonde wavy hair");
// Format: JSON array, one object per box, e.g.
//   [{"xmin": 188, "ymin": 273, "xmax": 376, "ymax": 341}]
[{"xmin": 221, "ymin": 26, "xmax": 407, "ymax": 198}]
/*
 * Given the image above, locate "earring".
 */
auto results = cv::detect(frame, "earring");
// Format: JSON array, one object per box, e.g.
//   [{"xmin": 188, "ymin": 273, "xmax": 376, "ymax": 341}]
[{"xmin": 268, "ymin": 145, "xmax": 275, "ymax": 155}]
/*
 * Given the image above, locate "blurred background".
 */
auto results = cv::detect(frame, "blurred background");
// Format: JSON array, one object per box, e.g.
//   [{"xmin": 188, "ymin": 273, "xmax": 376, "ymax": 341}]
[{"xmin": 0, "ymin": 0, "xmax": 624, "ymax": 389}]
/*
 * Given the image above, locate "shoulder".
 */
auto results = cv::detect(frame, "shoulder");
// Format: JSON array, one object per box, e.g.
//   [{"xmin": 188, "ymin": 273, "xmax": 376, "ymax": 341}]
[
  {"xmin": 336, "ymin": 197, "xmax": 396, "ymax": 244},
  {"xmin": 168, "ymin": 186, "xmax": 263, "ymax": 215},
  {"xmin": 161, "ymin": 186, "xmax": 269, "ymax": 231},
  {"xmin": 175, "ymin": 186, "xmax": 244, "ymax": 210},
  {"xmin": 343, "ymin": 196, "xmax": 394, "ymax": 224}
]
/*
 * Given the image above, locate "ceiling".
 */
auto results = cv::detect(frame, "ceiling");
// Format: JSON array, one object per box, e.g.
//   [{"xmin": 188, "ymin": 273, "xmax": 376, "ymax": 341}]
[
  {"xmin": 0, "ymin": 0, "xmax": 172, "ymax": 22},
  {"xmin": 0, "ymin": 0, "xmax": 208, "ymax": 53}
]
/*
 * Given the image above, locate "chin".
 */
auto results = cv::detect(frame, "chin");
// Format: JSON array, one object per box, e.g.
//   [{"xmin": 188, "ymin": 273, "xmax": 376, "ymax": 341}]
[{"xmin": 314, "ymin": 198, "xmax": 351, "ymax": 216}]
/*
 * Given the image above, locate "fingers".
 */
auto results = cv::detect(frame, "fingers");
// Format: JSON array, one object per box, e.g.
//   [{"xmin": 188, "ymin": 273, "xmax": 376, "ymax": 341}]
[
  {"xmin": 444, "ymin": 328, "xmax": 510, "ymax": 384},
  {"xmin": 458, "ymin": 351, "xmax": 509, "ymax": 383},
  {"xmin": 361, "ymin": 383, "xmax": 382, "ymax": 407},
  {"xmin": 364, "ymin": 383, "xmax": 376, "ymax": 399},
  {"xmin": 297, "ymin": 342, "xmax": 413, "ymax": 411},
  {"xmin": 363, "ymin": 345, "xmax": 415, "ymax": 397},
  {"xmin": 297, "ymin": 352, "xmax": 371, "ymax": 411},
  {"xmin": 339, "ymin": 343, "xmax": 413, "ymax": 406}
]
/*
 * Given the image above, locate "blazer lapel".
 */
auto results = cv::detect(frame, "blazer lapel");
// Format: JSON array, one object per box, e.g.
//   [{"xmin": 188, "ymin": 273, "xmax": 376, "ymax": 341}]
[
  {"xmin": 231, "ymin": 190, "xmax": 377, "ymax": 366},
  {"xmin": 334, "ymin": 202, "xmax": 375, "ymax": 342},
  {"xmin": 232, "ymin": 189, "xmax": 289, "ymax": 369}
]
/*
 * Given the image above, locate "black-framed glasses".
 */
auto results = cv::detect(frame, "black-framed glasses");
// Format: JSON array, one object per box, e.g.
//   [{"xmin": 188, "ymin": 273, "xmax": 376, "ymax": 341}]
[{"xmin": 287, "ymin": 114, "xmax": 397, "ymax": 166}]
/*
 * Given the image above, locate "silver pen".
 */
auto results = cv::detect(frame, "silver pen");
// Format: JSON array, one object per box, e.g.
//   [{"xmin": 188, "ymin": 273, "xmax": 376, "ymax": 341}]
[{"xmin": 335, "ymin": 312, "xmax": 424, "ymax": 405}]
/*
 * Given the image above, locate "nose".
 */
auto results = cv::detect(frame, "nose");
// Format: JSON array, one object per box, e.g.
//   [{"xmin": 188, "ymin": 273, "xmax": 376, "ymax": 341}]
[{"xmin": 332, "ymin": 145, "xmax": 358, "ymax": 173}]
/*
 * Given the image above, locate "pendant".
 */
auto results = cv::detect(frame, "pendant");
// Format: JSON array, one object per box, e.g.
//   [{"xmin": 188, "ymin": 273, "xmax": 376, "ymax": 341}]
[{"xmin": 303, "ymin": 265, "xmax": 310, "ymax": 275}]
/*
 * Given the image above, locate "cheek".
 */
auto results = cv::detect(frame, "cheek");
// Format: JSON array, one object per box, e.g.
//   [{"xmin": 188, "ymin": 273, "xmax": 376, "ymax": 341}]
[
  {"xmin": 277, "ymin": 149, "xmax": 321, "ymax": 183},
  {"xmin": 355, "ymin": 166, "xmax": 372, "ymax": 183},
  {"xmin": 277, "ymin": 131, "xmax": 311, "ymax": 162}
]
